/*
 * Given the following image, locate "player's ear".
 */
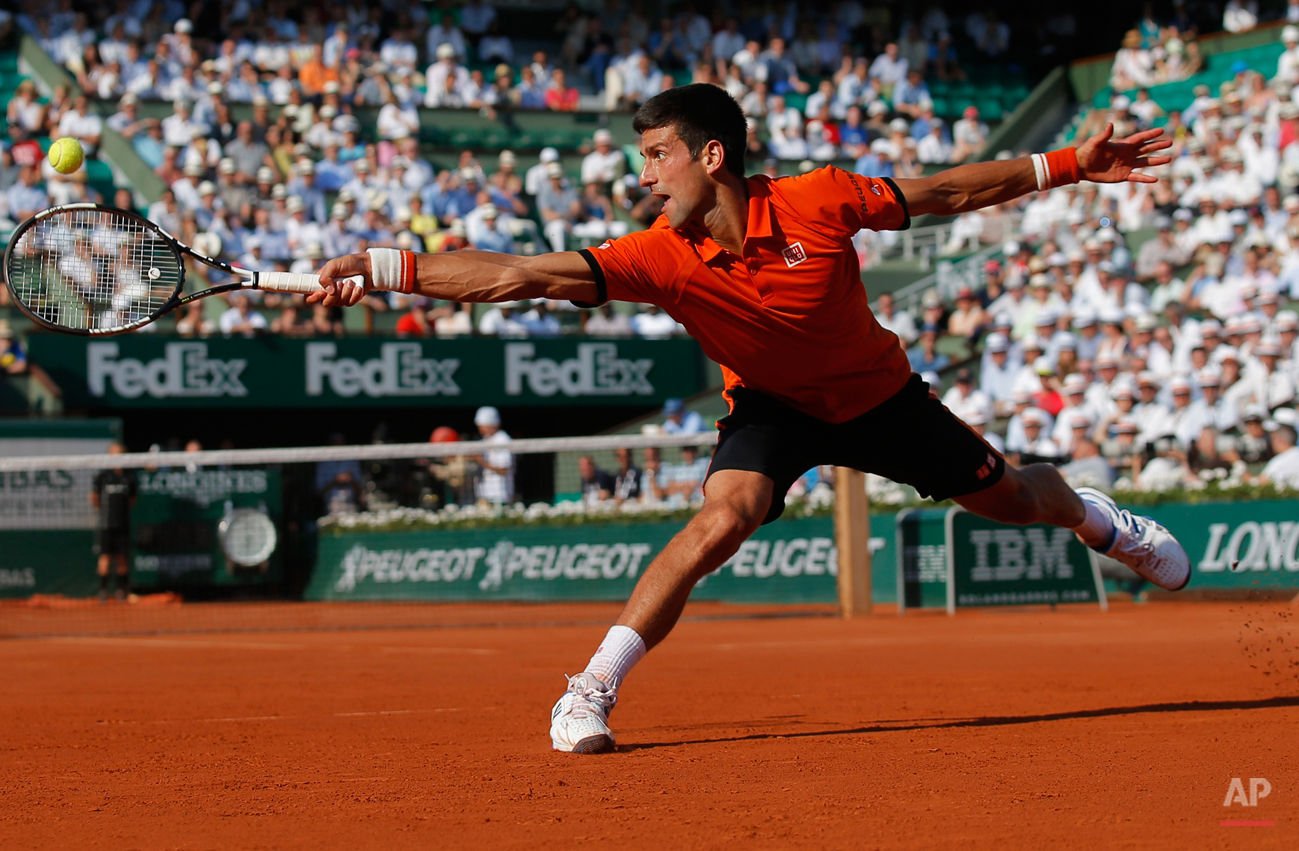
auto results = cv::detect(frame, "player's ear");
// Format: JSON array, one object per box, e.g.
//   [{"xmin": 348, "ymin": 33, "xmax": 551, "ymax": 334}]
[{"xmin": 701, "ymin": 140, "xmax": 726, "ymax": 176}]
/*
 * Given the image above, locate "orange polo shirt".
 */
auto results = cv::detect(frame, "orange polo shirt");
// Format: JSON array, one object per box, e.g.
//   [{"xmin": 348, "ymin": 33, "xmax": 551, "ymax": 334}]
[{"xmin": 579, "ymin": 166, "xmax": 912, "ymax": 423}]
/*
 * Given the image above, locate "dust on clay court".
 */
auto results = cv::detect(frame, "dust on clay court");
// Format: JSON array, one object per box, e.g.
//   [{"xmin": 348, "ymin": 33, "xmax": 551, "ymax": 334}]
[{"xmin": 2, "ymin": 598, "xmax": 1296, "ymax": 850}]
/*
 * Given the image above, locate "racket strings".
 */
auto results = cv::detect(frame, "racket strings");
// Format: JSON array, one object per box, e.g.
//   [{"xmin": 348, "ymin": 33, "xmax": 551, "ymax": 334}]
[{"xmin": 6, "ymin": 208, "xmax": 183, "ymax": 332}]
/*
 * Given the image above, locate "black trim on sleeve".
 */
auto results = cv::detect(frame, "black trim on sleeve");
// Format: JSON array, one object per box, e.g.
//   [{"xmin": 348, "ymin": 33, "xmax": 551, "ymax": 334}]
[
  {"xmin": 571, "ymin": 248, "xmax": 608, "ymax": 308},
  {"xmin": 881, "ymin": 177, "xmax": 911, "ymax": 231}
]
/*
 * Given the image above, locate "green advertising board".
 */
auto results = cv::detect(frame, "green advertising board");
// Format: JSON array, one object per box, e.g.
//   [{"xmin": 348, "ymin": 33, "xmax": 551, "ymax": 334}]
[
  {"xmin": 129, "ymin": 467, "xmax": 283, "ymax": 590},
  {"xmin": 0, "ymin": 530, "xmax": 98, "ymax": 598},
  {"xmin": 305, "ymin": 514, "xmax": 900, "ymax": 605},
  {"xmin": 896, "ymin": 508, "xmax": 950, "ymax": 612},
  {"xmin": 25, "ymin": 335, "xmax": 707, "ymax": 408},
  {"xmin": 945, "ymin": 509, "xmax": 1106, "ymax": 612},
  {"xmin": 1142, "ymin": 499, "xmax": 1299, "ymax": 591}
]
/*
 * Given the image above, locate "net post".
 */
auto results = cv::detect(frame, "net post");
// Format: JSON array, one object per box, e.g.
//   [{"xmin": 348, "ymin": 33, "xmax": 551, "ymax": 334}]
[{"xmin": 834, "ymin": 466, "xmax": 871, "ymax": 618}]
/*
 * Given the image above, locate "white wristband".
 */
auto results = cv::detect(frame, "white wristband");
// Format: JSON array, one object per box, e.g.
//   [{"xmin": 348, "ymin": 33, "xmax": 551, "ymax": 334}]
[
  {"xmin": 366, "ymin": 247, "xmax": 416, "ymax": 293},
  {"xmin": 1031, "ymin": 153, "xmax": 1048, "ymax": 192}
]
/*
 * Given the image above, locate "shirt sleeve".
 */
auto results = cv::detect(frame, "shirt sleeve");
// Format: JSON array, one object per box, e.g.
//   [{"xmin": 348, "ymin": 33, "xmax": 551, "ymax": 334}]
[
  {"xmin": 791, "ymin": 165, "xmax": 910, "ymax": 234},
  {"xmin": 575, "ymin": 227, "xmax": 678, "ymax": 307}
]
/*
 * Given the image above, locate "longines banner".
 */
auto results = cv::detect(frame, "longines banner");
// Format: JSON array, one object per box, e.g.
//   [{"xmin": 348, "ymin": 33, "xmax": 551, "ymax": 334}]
[{"xmin": 25, "ymin": 336, "xmax": 707, "ymax": 408}]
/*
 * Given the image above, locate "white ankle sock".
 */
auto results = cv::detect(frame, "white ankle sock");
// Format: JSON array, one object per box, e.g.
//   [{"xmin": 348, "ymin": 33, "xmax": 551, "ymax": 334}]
[
  {"xmin": 1072, "ymin": 499, "xmax": 1116, "ymax": 549},
  {"xmin": 584, "ymin": 625, "xmax": 646, "ymax": 688}
]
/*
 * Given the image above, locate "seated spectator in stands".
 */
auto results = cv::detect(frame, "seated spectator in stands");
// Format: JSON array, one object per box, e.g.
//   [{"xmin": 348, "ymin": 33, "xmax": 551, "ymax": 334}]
[
  {"xmin": 917, "ymin": 119, "xmax": 952, "ymax": 164},
  {"xmin": 892, "ymin": 69, "xmax": 931, "ymax": 119},
  {"xmin": 478, "ymin": 301, "xmax": 528, "ymax": 338},
  {"xmin": 1260, "ymin": 424, "xmax": 1299, "ymax": 487},
  {"xmin": 874, "ymin": 292, "xmax": 917, "ymax": 345},
  {"xmin": 1014, "ymin": 408, "xmax": 1062, "ymax": 466},
  {"xmin": 270, "ymin": 302, "xmax": 316, "ymax": 338},
  {"xmin": 581, "ymin": 129, "xmax": 627, "ymax": 196},
  {"xmin": 0, "ymin": 321, "xmax": 27, "ymax": 374},
  {"xmin": 8, "ymin": 125, "xmax": 44, "ymax": 172},
  {"xmin": 226, "ymin": 121, "xmax": 269, "ymax": 185},
  {"xmin": 394, "ymin": 297, "xmax": 433, "ymax": 337},
  {"xmin": 584, "ymin": 303, "xmax": 633, "ymax": 337},
  {"xmin": 868, "ymin": 42, "xmax": 908, "ymax": 99},
  {"xmin": 663, "ymin": 444, "xmax": 709, "ymax": 504},
  {"xmin": 631, "ymin": 303, "xmax": 679, "ymax": 339},
  {"xmin": 431, "ymin": 302, "xmax": 473, "ymax": 336},
  {"xmin": 6, "ymin": 165, "xmax": 48, "ymax": 222},
  {"xmin": 317, "ymin": 434, "xmax": 365, "ymax": 514},
  {"xmin": 1223, "ymin": 0, "xmax": 1259, "ymax": 33},
  {"xmin": 662, "ymin": 398, "xmax": 705, "ymax": 435},
  {"xmin": 947, "ymin": 287, "xmax": 986, "ymax": 342},
  {"xmin": 521, "ymin": 299, "xmax": 562, "ymax": 337},
  {"xmin": 579, "ymin": 455, "xmax": 616, "ymax": 504},
  {"xmin": 537, "ymin": 162, "xmax": 581, "ymax": 251},
  {"xmin": 219, "ymin": 294, "xmax": 268, "ymax": 338},
  {"xmin": 468, "ymin": 203, "xmax": 515, "ymax": 254},
  {"xmin": 513, "ymin": 65, "xmax": 548, "ymax": 109},
  {"xmin": 907, "ymin": 324, "xmax": 950, "ymax": 373},
  {"xmin": 1059, "ymin": 435, "xmax": 1115, "ymax": 490},
  {"xmin": 758, "ymin": 37, "xmax": 809, "ymax": 95},
  {"xmin": 544, "ymin": 68, "xmax": 580, "ymax": 111},
  {"xmin": 950, "ymin": 106, "xmax": 987, "ymax": 164},
  {"xmin": 6, "ymin": 80, "xmax": 45, "ymax": 136}
]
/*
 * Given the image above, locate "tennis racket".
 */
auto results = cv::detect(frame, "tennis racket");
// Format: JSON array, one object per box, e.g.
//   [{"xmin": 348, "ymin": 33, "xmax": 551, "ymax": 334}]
[{"xmin": 3, "ymin": 202, "xmax": 345, "ymax": 336}]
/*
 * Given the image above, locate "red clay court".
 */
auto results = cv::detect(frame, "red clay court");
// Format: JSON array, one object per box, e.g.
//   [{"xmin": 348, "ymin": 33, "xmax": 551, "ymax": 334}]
[{"xmin": 2, "ymin": 599, "xmax": 1296, "ymax": 849}]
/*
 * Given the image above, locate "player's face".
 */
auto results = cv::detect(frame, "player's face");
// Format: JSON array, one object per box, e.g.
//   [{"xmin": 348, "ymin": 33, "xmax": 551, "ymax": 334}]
[{"xmin": 639, "ymin": 126, "xmax": 711, "ymax": 230}]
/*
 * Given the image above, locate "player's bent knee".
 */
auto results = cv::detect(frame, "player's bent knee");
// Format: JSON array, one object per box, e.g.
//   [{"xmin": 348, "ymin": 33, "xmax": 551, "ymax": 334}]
[{"xmin": 692, "ymin": 502, "xmax": 762, "ymax": 557}]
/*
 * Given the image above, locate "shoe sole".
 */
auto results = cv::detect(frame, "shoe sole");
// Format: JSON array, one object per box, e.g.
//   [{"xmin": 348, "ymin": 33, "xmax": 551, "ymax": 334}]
[{"xmin": 552, "ymin": 733, "xmax": 615, "ymax": 754}]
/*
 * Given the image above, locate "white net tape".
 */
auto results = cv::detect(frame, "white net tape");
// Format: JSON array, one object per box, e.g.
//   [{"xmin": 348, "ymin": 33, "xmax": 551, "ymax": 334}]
[{"xmin": 0, "ymin": 431, "xmax": 720, "ymax": 473}]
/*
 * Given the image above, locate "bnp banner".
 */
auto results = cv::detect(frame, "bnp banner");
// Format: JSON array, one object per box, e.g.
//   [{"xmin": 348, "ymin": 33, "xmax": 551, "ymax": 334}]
[
  {"xmin": 26, "ymin": 335, "xmax": 706, "ymax": 408},
  {"xmin": 1144, "ymin": 499, "xmax": 1299, "ymax": 591},
  {"xmin": 945, "ymin": 509, "xmax": 1105, "ymax": 612},
  {"xmin": 306, "ymin": 514, "xmax": 900, "ymax": 604}
]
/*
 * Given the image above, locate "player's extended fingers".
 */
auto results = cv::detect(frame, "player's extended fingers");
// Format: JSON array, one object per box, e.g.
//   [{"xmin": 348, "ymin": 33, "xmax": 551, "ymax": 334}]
[
  {"xmin": 1135, "ymin": 138, "xmax": 1173, "ymax": 155},
  {"xmin": 1120, "ymin": 127, "xmax": 1166, "ymax": 145},
  {"xmin": 1134, "ymin": 155, "xmax": 1173, "ymax": 168},
  {"xmin": 1126, "ymin": 171, "xmax": 1160, "ymax": 184}
]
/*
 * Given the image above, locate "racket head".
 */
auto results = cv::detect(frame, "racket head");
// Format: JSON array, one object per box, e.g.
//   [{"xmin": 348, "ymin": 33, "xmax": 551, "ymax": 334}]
[{"xmin": 3, "ymin": 203, "xmax": 187, "ymax": 335}]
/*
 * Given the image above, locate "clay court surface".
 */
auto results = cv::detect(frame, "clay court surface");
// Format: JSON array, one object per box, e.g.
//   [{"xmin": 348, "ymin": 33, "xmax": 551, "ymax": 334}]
[{"xmin": 2, "ymin": 600, "xmax": 1296, "ymax": 849}]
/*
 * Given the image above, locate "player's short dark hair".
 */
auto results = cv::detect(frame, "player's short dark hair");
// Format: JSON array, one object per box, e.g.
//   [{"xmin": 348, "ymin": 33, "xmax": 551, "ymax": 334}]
[{"xmin": 633, "ymin": 84, "xmax": 747, "ymax": 179}]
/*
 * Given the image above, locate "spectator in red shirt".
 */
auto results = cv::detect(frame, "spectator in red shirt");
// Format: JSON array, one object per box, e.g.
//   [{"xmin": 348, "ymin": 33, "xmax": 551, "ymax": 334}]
[
  {"xmin": 1031, "ymin": 359, "xmax": 1066, "ymax": 417},
  {"xmin": 544, "ymin": 69, "xmax": 580, "ymax": 112},
  {"xmin": 395, "ymin": 298, "xmax": 432, "ymax": 337},
  {"xmin": 8, "ymin": 126, "xmax": 43, "ymax": 169}
]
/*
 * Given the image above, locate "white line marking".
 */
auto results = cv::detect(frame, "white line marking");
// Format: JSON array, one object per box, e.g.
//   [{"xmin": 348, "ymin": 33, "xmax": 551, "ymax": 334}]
[
  {"xmin": 47, "ymin": 637, "xmax": 303, "ymax": 650},
  {"xmin": 378, "ymin": 646, "xmax": 499, "ymax": 655}
]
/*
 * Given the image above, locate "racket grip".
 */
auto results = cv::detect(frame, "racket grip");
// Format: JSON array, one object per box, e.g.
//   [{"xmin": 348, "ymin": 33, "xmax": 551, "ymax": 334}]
[{"xmin": 258, "ymin": 272, "xmax": 323, "ymax": 294}]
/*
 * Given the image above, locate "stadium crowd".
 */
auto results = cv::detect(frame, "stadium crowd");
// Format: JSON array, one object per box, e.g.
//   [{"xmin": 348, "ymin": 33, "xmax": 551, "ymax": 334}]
[{"xmin": 0, "ymin": 0, "xmax": 1024, "ymax": 339}]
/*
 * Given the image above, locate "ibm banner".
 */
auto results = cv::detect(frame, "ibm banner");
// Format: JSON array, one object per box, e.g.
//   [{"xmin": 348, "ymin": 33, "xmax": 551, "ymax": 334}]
[{"xmin": 26, "ymin": 336, "xmax": 707, "ymax": 408}]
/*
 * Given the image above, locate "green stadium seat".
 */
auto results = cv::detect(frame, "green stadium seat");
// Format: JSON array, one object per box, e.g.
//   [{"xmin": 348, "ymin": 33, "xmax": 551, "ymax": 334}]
[{"xmin": 976, "ymin": 97, "xmax": 1003, "ymax": 121}]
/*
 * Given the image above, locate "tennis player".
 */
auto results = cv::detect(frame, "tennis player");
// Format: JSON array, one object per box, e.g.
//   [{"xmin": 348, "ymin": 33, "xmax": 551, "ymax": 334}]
[{"xmin": 311, "ymin": 84, "xmax": 1188, "ymax": 755}]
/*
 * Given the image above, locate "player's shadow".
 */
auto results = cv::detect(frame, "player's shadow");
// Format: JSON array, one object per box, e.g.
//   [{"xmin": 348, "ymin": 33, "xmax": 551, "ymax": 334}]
[{"xmin": 619, "ymin": 695, "xmax": 1299, "ymax": 752}]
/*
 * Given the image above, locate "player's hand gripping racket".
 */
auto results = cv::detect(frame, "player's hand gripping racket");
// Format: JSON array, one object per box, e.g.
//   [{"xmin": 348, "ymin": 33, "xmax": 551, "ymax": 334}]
[{"xmin": 2, "ymin": 203, "xmax": 350, "ymax": 335}]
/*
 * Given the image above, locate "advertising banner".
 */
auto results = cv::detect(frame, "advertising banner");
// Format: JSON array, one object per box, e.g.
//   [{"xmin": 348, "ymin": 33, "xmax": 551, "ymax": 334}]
[
  {"xmin": 1146, "ymin": 499, "xmax": 1299, "ymax": 591},
  {"xmin": 26, "ymin": 336, "xmax": 706, "ymax": 408},
  {"xmin": 306, "ymin": 514, "xmax": 900, "ymax": 604},
  {"xmin": 945, "ymin": 509, "xmax": 1105, "ymax": 612}
]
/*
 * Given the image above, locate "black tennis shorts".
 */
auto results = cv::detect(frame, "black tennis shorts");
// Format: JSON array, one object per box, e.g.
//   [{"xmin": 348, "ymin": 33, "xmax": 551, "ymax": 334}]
[
  {"xmin": 708, "ymin": 374, "xmax": 1006, "ymax": 524},
  {"xmin": 95, "ymin": 527, "xmax": 131, "ymax": 556}
]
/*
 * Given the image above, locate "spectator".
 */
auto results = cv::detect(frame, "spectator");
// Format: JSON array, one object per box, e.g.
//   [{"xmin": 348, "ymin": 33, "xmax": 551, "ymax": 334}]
[
  {"xmin": 585, "ymin": 303, "xmax": 633, "ymax": 337},
  {"xmin": 663, "ymin": 444, "xmax": 708, "ymax": 503},
  {"xmin": 631, "ymin": 303, "xmax": 679, "ymax": 338},
  {"xmin": 520, "ymin": 299, "xmax": 562, "ymax": 337},
  {"xmin": 907, "ymin": 324, "xmax": 950, "ymax": 373},
  {"xmin": 478, "ymin": 301, "xmax": 528, "ymax": 338},
  {"xmin": 662, "ymin": 398, "xmax": 705, "ymax": 435},
  {"xmin": 537, "ymin": 162, "xmax": 581, "ymax": 251},
  {"xmin": 218, "ymin": 294, "xmax": 268, "ymax": 337},
  {"xmin": 611, "ymin": 447, "xmax": 643, "ymax": 503},
  {"xmin": 580, "ymin": 129, "xmax": 627, "ymax": 196},
  {"xmin": 874, "ymin": 292, "xmax": 917, "ymax": 344},
  {"xmin": 1260, "ymin": 424, "xmax": 1299, "ymax": 487},
  {"xmin": 544, "ymin": 68, "xmax": 580, "ymax": 112},
  {"xmin": 578, "ymin": 455, "xmax": 616, "ymax": 503},
  {"xmin": 0, "ymin": 321, "xmax": 27, "ymax": 373},
  {"xmin": 472, "ymin": 406, "xmax": 514, "ymax": 505}
]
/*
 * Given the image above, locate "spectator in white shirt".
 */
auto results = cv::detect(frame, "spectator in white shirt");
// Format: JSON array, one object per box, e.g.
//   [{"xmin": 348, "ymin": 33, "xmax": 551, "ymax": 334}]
[
  {"xmin": 56, "ymin": 95, "xmax": 103, "ymax": 157},
  {"xmin": 916, "ymin": 120, "xmax": 952, "ymax": 164},
  {"xmin": 580, "ymin": 129, "xmax": 627, "ymax": 195},
  {"xmin": 630, "ymin": 304, "xmax": 680, "ymax": 338},
  {"xmin": 472, "ymin": 406, "xmax": 515, "ymax": 505},
  {"xmin": 868, "ymin": 43, "xmax": 908, "ymax": 98},
  {"xmin": 219, "ymin": 294, "xmax": 268, "ymax": 337}
]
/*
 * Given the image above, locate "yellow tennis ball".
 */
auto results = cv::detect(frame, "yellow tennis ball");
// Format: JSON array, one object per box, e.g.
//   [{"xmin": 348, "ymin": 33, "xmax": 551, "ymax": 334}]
[{"xmin": 48, "ymin": 137, "xmax": 85, "ymax": 174}]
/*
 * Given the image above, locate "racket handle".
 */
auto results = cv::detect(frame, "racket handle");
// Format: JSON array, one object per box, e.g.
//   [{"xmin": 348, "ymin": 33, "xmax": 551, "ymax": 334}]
[{"xmin": 258, "ymin": 272, "xmax": 323, "ymax": 294}]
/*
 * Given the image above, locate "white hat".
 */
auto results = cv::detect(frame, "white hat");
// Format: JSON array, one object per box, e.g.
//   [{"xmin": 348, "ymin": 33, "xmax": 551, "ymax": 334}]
[
  {"xmin": 1034, "ymin": 356, "xmax": 1054, "ymax": 376},
  {"xmin": 540, "ymin": 147, "xmax": 560, "ymax": 163},
  {"xmin": 338, "ymin": 187, "xmax": 356, "ymax": 203},
  {"xmin": 271, "ymin": 183, "xmax": 288, "ymax": 200},
  {"xmin": 546, "ymin": 162, "xmax": 564, "ymax": 178},
  {"xmin": 480, "ymin": 203, "xmax": 499, "ymax": 218},
  {"xmin": 197, "ymin": 180, "xmax": 216, "ymax": 196},
  {"xmin": 889, "ymin": 118, "xmax": 910, "ymax": 133},
  {"xmin": 437, "ymin": 44, "xmax": 457, "ymax": 60},
  {"xmin": 985, "ymin": 332, "xmax": 1010, "ymax": 353},
  {"xmin": 499, "ymin": 150, "xmax": 517, "ymax": 166},
  {"xmin": 396, "ymin": 231, "xmax": 416, "ymax": 250},
  {"xmin": 474, "ymin": 406, "xmax": 501, "ymax": 427},
  {"xmin": 1063, "ymin": 373, "xmax": 1088, "ymax": 393},
  {"xmin": 306, "ymin": 242, "xmax": 324, "ymax": 258},
  {"xmin": 285, "ymin": 196, "xmax": 304, "ymax": 213},
  {"xmin": 593, "ymin": 128, "xmax": 613, "ymax": 143},
  {"xmin": 256, "ymin": 166, "xmax": 275, "ymax": 182},
  {"xmin": 1285, "ymin": 25, "xmax": 1299, "ymax": 43},
  {"xmin": 183, "ymin": 160, "xmax": 203, "ymax": 176},
  {"xmin": 298, "ymin": 159, "xmax": 315, "ymax": 175},
  {"xmin": 174, "ymin": 18, "xmax": 193, "ymax": 33},
  {"xmin": 330, "ymin": 203, "xmax": 348, "ymax": 220}
]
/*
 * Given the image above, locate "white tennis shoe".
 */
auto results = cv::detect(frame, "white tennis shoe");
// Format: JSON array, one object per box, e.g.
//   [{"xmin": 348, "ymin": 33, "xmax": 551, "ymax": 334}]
[
  {"xmin": 1075, "ymin": 487, "xmax": 1191, "ymax": 591},
  {"xmin": 550, "ymin": 673, "xmax": 618, "ymax": 754}
]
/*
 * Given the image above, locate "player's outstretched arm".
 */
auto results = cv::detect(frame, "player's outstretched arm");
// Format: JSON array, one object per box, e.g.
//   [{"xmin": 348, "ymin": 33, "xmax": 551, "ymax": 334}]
[
  {"xmin": 890, "ymin": 124, "xmax": 1171, "ymax": 217},
  {"xmin": 307, "ymin": 250, "xmax": 599, "ymax": 307}
]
